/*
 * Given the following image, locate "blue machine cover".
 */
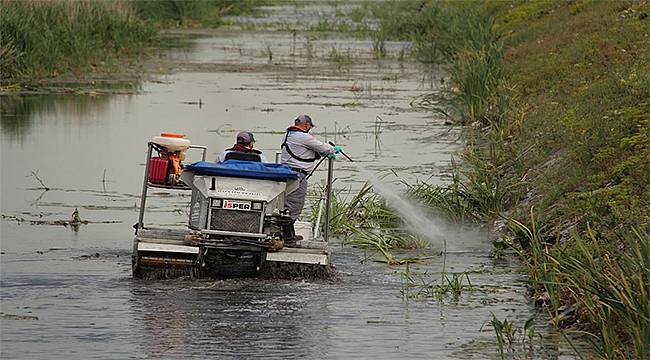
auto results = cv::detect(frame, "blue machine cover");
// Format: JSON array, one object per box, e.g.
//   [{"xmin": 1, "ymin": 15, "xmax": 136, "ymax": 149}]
[{"xmin": 184, "ymin": 160, "xmax": 298, "ymax": 181}]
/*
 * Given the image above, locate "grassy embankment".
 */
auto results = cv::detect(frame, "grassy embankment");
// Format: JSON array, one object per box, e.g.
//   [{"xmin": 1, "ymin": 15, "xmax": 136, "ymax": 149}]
[
  {"xmin": 325, "ymin": 1, "xmax": 648, "ymax": 358},
  {"xmin": 492, "ymin": 3, "xmax": 649, "ymax": 358},
  {"xmin": 0, "ymin": 0, "xmax": 261, "ymax": 88}
]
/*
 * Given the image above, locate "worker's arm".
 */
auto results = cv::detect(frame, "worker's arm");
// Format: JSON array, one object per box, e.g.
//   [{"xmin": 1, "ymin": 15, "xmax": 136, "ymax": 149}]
[{"xmin": 303, "ymin": 134, "xmax": 335, "ymax": 155}]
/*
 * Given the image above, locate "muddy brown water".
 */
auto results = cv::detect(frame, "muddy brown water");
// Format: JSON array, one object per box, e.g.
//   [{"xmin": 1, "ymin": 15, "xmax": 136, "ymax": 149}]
[{"xmin": 1, "ymin": 3, "xmax": 584, "ymax": 359}]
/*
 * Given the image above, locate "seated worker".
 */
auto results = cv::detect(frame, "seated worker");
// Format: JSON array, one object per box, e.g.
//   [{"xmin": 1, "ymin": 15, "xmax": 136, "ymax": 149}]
[{"xmin": 217, "ymin": 131, "xmax": 267, "ymax": 163}]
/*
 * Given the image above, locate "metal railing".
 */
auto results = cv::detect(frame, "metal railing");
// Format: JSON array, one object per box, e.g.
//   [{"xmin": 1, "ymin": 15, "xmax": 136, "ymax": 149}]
[{"xmin": 137, "ymin": 142, "xmax": 207, "ymax": 231}]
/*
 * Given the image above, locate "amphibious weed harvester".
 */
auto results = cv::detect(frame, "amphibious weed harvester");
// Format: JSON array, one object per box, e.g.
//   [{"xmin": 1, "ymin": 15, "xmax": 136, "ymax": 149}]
[{"xmin": 132, "ymin": 134, "xmax": 335, "ymax": 279}]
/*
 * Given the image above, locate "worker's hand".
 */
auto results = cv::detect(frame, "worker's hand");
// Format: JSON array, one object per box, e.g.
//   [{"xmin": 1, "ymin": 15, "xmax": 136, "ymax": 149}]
[
  {"xmin": 333, "ymin": 145, "xmax": 343, "ymax": 154},
  {"xmin": 327, "ymin": 153, "xmax": 337, "ymax": 159}
]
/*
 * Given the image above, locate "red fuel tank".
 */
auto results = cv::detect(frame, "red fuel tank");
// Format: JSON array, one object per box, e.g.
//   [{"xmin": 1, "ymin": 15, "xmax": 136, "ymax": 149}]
[{"xmin": 148, "ymin": 157, "xmax": 169, "ymax": 184}]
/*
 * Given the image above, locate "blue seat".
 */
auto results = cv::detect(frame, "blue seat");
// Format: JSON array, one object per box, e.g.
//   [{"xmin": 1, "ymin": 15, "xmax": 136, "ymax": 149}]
[{"xmin": 184, "ymin": 160, "xmax": 298, "ymax": 182}]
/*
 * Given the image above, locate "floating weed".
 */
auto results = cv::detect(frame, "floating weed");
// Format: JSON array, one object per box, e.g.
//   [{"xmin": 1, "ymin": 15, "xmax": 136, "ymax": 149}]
[
  {"xmin": 397, "ymin": 46, "xmax": 407, "ymax": 62},
  {"xmin": 345, "ymin": 227, "xmax": 398, "ymax": 265},
  {"xmin": 303, "ymin": 37, "xmax": 314, "ymax": 59},
  {"xmin": 372, "ymin": 115, "xmax": 384, "ymax": 154}
]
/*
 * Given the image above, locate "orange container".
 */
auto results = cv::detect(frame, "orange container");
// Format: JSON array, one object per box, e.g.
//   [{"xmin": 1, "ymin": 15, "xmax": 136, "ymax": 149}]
[{"xmin": 160, "ymin": 132, "xmax": 185, "ymax": 138}]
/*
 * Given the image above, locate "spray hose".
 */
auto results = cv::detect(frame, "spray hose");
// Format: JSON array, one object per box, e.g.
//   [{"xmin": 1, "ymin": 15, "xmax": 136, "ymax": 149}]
[{"xmin": 304, "ymin": 156, "xmax": 327, "ymax": 181}]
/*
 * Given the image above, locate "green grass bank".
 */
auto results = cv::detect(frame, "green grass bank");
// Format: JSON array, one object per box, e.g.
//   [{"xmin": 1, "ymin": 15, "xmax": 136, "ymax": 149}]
[
  {"xmin": 329, "ymin": 1, "xmax": 648, "ymax": 358},
  {"xmin": 493, "ymin": 3, "xmax": 649, "ymax": 357}
]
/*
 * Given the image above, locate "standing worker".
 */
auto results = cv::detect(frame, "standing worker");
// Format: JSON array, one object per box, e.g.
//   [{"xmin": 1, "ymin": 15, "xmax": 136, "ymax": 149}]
[{"xmin": 280, "ymin": 115, "xmax": 341, "ymax": 242}]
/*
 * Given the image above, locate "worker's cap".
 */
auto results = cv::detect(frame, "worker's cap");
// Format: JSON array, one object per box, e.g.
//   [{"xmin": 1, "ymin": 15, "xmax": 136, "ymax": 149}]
[
  {"xmin": 236, "ymin": 131, "xmax": 255, "ymax": 144},
  {"xmin": 295, "ymin": 114, "xmax": 315, "ymax": 127}
]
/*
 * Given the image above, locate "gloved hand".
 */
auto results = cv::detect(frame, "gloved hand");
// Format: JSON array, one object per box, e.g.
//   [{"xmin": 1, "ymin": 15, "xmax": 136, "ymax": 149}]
[
  {"xmin": 333, "ymin": 145, "xmax": 343, "ymax": 154},
  {"xmin": 327, "ymin": 153, "xmax": 337, "ymax": 159}
]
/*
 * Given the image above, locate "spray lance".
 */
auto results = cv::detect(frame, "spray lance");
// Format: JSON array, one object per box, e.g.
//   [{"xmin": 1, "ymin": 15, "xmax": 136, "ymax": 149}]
[
  {"xmin": 328, "ymin": 141, "xmax": 354, "ymax": 162},
  {"xmin": 304, "ymin": 141, "xmax": 354, "ymax": 181}
]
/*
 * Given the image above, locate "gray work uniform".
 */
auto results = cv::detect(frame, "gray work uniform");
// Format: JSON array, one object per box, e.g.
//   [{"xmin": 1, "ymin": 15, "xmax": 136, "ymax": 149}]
[{"xmin": 281, "ymin": 129, "xmax": 335, "ymax": 220}]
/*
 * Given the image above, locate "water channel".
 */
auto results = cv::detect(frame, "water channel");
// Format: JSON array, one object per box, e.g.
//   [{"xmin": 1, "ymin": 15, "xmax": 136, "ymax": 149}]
[{"xmin": 1, "ymin": 3, "xmax": 582, "ymax": 359}]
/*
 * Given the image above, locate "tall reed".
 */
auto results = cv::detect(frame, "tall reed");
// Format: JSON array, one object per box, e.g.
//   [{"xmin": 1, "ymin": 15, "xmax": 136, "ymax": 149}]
[
  {"xmin": 410, "ymin": 3, "xmax": 506, "ymax": 125},
  {"xmin": 556, "ymin": 227, "xmax": 649, "ymax": 358},
  {"xmin": 507, "ymin": 208, "xmax": 561, "ymax": 320},
  {"xmin": 0, "ymin": 0, "xmax": 155, "ymax": 81},
  {"xmin": 506, "ymin": 208, "xmax": 650, "ymax": 358},
  {"xmin": 406, "ymin": 153, "xmax": 510, "ymax": 223},
  {"xmin": 130, "ymin": 0, "xmax": 258, "ymax": 28}
]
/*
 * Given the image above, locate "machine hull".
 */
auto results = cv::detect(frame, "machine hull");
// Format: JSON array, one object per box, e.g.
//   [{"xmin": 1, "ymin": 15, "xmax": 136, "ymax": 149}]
[{"xmin": 132, "ymin": 222, "xmax": 332, "ymax": 280}]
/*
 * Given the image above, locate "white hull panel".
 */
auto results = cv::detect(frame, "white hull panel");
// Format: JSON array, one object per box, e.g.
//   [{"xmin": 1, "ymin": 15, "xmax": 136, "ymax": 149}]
[{"xmin": 137, "ymin": 242, "xmax": 199, "ymax": 254}]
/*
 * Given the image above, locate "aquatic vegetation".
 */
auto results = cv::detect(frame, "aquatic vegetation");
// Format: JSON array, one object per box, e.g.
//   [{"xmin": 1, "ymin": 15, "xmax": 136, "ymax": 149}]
[
  {"xmin": 312, "ymin": 183, "xmax": 430, "ymax": 262},
  {"xmin": 400, "ymin": 265, "xmax": 475, "ymax": 301},
  {"xmin": 345, "ymin": 227, "xmax": 403, "ymax": 265},
  {"xmin": 130, "ymin": 0, "xmax": 263, "ymax": 28},
  {"xmin": 308, "ymin": 17, "xmax": 358, "ymax": 34},
  {"xmin": 409, "ymin": 4, "xmax": 505, "ymax": 125},
  {"xmin": 507, "ymin": 209, "xmax": 650, "ymax": 358},
  {"xmin": 406, "ymin": 153, "xmax": 511, "ymax": 223},
  {"xmin": 0, "ymin": 0, "xmax": 155, "ymax": 82},
  {"xmin": 262, "ymin": 43, "xmax": 273, "ymax": 63},
  {"xmin": 370, "ymin": 30, "xmax": 386, "ymax": 60},
  {"xmin": 506, "ymin": 208, "xmax": 561, "ymax": 319},
  {"xmin": 484, "ymin": 313, "xmax": 537, "ymax": 360},
  {"xmin": 311, "ymin": 183, "xmax": 398, "ymax": 235},
  {"xmin": 327, "ymin": 47, "xmax": 353, "ymax": 67},
  {"xmin": 0, "ymin": 0, "xmax": 265, "ymax": 83}
]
